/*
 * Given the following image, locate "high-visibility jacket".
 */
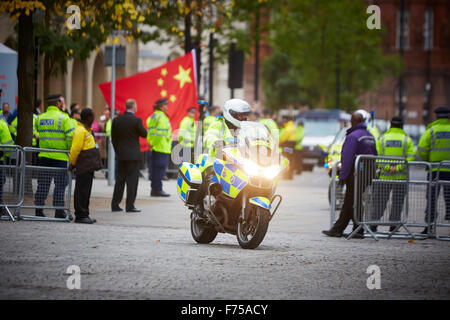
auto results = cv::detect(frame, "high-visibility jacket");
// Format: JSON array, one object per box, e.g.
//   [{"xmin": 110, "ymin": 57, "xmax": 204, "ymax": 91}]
[
  {"xmin": 36, "ymin": 106, "xmax": 75, "ymax": 161},
  {"xmin": 178, "ymin": 116, "xmax": 196, "ymax": 148},
  {"xmin": 105, "ymin": 119, "xmax": 112, "ymax": 137},
  {"xmin": 203, "ymin": 117, "xmax": 234, "ymax": 159},
  {"xmin": 0, "ymin": 111, "xmax": 15, "ymax": 136},
  {"xmin": 295, "ymin": 124, "xmax": 304, "ymax": 151},
  {"xmin": 147, "ymin": 110, "xmax": 172, "ymax": 154},
  {"xmin": 259, "ymin": 118, "xmax": 279, "ymax": 142},
  {"xmin": 0, "ymin": 119, "xmax": 14, "ymax": 160},
  {"xmin": 203, "ymin": 115, "xmax": 216, "ymax": 133},
  {"xmin": 280, "ymin": 121, "xmax": 297, "ymax": 144},
  {"xmin": 69, "ymin": 122, "xmax": 96, "ymax": 166},
  {"xmin": 418, "ymin": 118, "xmax": 450, "ymax": 171},
  {"xmin": 368, "ymin": 124, "xmax": 380, "ymax": 141},
  {"xmin": 11, "ymin": 115, "xmax": 39, "ymax": 146},
  {"xmin": 376, "ymin": 127, "xmax": 415, "ymax": 180}
]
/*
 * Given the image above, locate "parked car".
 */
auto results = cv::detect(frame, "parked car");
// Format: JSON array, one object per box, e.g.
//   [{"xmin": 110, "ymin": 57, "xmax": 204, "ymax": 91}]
[{"xmin": 296, "ymin": 110, "xmax": 345, "ymax": 171}]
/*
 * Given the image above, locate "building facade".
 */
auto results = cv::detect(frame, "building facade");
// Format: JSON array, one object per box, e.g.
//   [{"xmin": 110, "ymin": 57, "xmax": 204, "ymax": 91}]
[{"xmin": 353, "ymin": 0, "xmax": 449, "ymax": 124}]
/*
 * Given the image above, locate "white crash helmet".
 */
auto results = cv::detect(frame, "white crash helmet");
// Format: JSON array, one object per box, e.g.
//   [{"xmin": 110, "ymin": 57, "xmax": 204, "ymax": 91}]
[
  {"xmin": 223, "ymin": 99, "xmax": 251, "ymax": 128},
  {"xmin": 355, "ymin": 109, "xmax": 371, "ymax": 124}
]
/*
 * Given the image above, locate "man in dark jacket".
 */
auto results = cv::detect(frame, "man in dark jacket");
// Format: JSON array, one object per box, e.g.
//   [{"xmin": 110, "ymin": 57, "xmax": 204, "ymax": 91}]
[
  {"xmin": 111, "ymin": 99, "xmax": 147, "ymax": 213},
  {"xmin": 322, "ymin": 112, "xmax": 377, "ymax": 238}
]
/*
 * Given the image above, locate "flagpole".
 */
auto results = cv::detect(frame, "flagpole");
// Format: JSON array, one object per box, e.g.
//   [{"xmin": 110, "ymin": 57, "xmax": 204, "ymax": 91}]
[{"xmin": 108, "ymin": 30, "xmax": 117, "ymax": 186}]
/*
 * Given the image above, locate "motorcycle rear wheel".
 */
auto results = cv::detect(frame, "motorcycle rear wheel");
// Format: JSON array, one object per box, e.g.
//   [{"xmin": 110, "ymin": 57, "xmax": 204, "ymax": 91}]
[
  {"xmin": 237, "ymin": 207, "xmax": 270, "ymax": 249},
  {"xmin": 191, "ymin": 212, "xmax": 218, "ymax": 244}
]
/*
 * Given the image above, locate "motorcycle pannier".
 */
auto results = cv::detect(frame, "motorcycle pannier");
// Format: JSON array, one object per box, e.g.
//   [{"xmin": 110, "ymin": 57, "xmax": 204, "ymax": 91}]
[{"xmin": 177, "ymin": 162, "xmax": 202, "ymax": 207}]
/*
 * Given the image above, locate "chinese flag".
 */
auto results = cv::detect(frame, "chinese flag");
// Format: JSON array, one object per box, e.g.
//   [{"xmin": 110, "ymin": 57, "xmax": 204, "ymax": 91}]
[{"xmin": 99, "ymin": 50, "xmax": 198, "ymax": 152}]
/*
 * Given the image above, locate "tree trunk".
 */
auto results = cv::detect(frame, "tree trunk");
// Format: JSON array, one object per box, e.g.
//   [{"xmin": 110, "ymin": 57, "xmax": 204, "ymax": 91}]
[
  {"xmin": 184, "ymin": 0, "xmax": 192, "ymax": 54},
  {"xmin": 43, "ymin": 54, "xmax": 52, "ymax": 103},
  {"xmin": 16, "ymin": 14, "xmax": 34, "ymax": 148}
]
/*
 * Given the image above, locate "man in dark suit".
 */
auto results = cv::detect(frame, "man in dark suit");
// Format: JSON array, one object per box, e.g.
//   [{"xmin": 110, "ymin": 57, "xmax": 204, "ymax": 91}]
[{"xmin": 111, "ymin": 99, "xmax": 147, "ymax": 212}]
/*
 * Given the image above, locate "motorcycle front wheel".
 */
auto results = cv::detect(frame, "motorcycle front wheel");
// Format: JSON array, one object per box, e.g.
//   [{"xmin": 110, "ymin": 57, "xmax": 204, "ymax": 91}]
[
  {"xmin": 237, "ymin": 207, "xmax": 270, "ymax": 249},
  {"xmin": 190, "ymin": 211, "xmax": 218, "ymax": 244}
]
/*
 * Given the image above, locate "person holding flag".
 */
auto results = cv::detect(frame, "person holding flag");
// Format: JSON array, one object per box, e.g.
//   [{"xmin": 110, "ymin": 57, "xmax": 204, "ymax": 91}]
[{"xmin": 147, "ymin": 98, "xmax": 172, "ymax": 197}]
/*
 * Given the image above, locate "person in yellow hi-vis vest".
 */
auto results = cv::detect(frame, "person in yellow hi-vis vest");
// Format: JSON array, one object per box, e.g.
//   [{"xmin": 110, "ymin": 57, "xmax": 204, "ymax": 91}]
[
  {"xmin": 294, "ymin": 119, "xmax": 305, "ymax": 174},
  {"xmin": 0, "ymin": 118, "xmax": 14, "ymax": 212},
  {"xmin": 370, "ymin": 116, "xmax": 415, "ymax": 233},
  {"xmin": 35, "ymin": 94, "xmax": 75, "ymax": 219},
  {"xmin": 178, "ymin": 107, "xmax": 197, "ymax": 162},
  {"xmin": 417, "ymin": 106, "xmax": 450, "ymax": 234},
  {"xmin": 147, "ymin": 98, "xmax": 172, "ymax": 197},
  {"xmin": 203, "ymin": 105, "xmax": 220, "ymax": 132},
  {"xmin": 280, "ymin": 116, "xmax": 297, "ymax": 179}
]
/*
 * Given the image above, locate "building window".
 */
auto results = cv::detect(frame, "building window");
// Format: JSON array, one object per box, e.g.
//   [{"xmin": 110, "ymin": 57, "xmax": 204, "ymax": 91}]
[
  {"xmin": 424, "ymin": 9, "xmax": 433, "ymax": 50},
  {"xmin": 396, "ymin": 9, "xmax": 409, "ymax": 50}
]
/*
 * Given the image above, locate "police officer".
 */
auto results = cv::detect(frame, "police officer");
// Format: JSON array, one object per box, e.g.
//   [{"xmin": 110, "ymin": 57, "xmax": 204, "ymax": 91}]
[
  {"xmin": 203, "ymin": 106, "xmax": 220, "ymax": 132},
  {"xmin": 371, "ymin": 116, "xmax": 415, "ymax": 232},
  {"xmin": 35, "ymin": 94, "xmax": 75, "ymax": 218},
  {"xmin": 356, "ymin": 109, "xmax": 380, "ymax": 141},
  {"xmin": 147, "ymin": 98, "xmax": 172, "ymax": 197},
  {"xmin": 294, "ymin": 119, "xmax": 305, "ymax": 174},
  {"xmin": 418, "ymin": 106, "xmax": 450, "ymax": 234},
  {"xmin": 0, "ymin": 118, "xmax": 14, "ymax": 213},
  {"xmin": 178, "ymin": 107, "xmax": 197, "ymax": 162},
  {"xmin": 279, "ymin": 116, "xmax": 297, "ymax": 179},
  {"xmin": 194, "ymin": 99, "xmax": 251, "ymax": 214},
  {"xmin": 259, "ymin": 109, "xmax": 279, "ymax": 140}
]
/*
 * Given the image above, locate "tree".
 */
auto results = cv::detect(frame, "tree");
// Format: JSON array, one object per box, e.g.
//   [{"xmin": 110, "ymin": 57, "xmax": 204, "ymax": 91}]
[
  {"xmin": 263, "ymin": 0, "xmax": 403, "ymax": 110},
  {"xmin": 0, "ymin": 0, "xmax": 170, "ymax": 147}
]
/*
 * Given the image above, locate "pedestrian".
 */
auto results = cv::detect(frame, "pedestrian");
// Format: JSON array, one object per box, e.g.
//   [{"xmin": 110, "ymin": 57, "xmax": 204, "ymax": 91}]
[
  {"xmin": 111, "ymin": 99, "xmax": 147, "ymax": 212},
  {"xmin": 178, "ymin": 107, "xmax": 197, "ymax": 162},
  {"xmin": 0, "ymin": 118, "xmax": 14, "ymax": 215},
  {"xmin": 35, "ymin": 94, "xmax": 75, "ymax": 219},
  {"xmin": 322, "ymin": 111, "xmax": 377, "ymax": 238},
  {"xmin": 0, "ymin": 102, "xmax": 11, "ymax": 122},
  {"xmin": 417, "ymin": 106, "xmax": 450, "ymax": 234},
  {"xmin": 69, "ymin": 108, "xmax": 102, "ymax": 224},
  {"xmin": 279, "ymin": 115, "xmax": 297, "ymax": 179},
  {"xmin": 147, "ymin": 98, "xmax": 172, "ymax": 197},
  {"xmin": 370, "ymin": 116, "xmax": 415, "ymax": 233},
  {"xmin": 294, "ymin": 119, "xmax": 305, "ymax": 174},
  {"xmin": 203, "ymin": 105, "xmax": 220, "ymax": 133}
]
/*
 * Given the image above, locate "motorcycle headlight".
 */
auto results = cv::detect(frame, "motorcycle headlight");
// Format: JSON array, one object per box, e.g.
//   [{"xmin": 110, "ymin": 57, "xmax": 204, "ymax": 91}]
[
  {"xmin": 263, "ymin": 165, "xmax": 281, "ymax": 179},
  {"xmin": 243, "ymin": 160, "xmax": 259, "ymax": 176}
]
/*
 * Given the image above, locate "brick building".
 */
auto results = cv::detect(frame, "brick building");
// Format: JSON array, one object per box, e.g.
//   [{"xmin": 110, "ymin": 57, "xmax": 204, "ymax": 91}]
[
  {"xmin": 243, "ymin": 0, "xmax": 450, "ymax": 125},
  {"xmin": 361, "ymin": 0, "xmax": 450, "ymax": 125}
]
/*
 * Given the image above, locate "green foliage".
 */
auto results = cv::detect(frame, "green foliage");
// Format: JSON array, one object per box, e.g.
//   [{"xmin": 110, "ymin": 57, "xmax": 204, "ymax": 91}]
[{"xmin": 263, "ymin": 0, "xmax": 403, "ymax": 110}]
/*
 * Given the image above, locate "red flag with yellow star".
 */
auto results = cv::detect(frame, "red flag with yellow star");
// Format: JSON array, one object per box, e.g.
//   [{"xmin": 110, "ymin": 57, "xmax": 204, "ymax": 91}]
[{"xmin": 99, "ymin": 50, "xmax": 198, "ymax": 152}]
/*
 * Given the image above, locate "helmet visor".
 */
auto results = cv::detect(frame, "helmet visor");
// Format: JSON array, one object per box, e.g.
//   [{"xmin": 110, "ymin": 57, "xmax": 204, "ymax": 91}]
[{"xmin": 229, "ymin": 110, "xmax": 250, "ymax": 122}]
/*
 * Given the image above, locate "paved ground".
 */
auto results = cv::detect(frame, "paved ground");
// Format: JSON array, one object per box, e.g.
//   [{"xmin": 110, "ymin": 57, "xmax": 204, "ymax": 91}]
[{"xmin": 0, "ymin": 167, "xmax": 449, "ymax": 300}]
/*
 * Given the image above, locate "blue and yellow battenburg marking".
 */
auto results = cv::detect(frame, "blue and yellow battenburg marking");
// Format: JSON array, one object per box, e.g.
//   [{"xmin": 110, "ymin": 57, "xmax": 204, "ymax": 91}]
[
  {"xmin": 249, "ymin": 197, "xmax": 271, "ymax": 210},
  {"xmin": 195, "ymin": 153, "xmax": 212, "ymax": 172},
  {"xmin": 177, "ymin": 162, "xmax": 202, "ymax": 202},
  {"xmin": 212, "ymin": 159, "xmax": 248, "ymax": 199}
]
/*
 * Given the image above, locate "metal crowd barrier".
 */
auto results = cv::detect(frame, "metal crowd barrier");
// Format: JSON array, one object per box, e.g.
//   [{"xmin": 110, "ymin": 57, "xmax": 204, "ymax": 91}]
[
  {"xmin": 404, "ymin": 161, "xmax": 433, "ymax": 239},
  {"xmin": 434, "ymin": 161, "xmax": 450, "ymax": 241},
  {"xmin": 349, "ymin": 155, "xmax": 415, "ymax": 240},
  {"xmin": 18, "ymin": 147, "xmax": 72, "ymax": 222},
  {"xmin": 0, "ymin": 145, "xmax": 24, "ymax": 222},
  {"xmin": 329, "ymin": 155, "xmax": 450, "ymax": 241},
  {"xmin": 329, "ymin": 161, "xmax": 346, "ymax": 229}
]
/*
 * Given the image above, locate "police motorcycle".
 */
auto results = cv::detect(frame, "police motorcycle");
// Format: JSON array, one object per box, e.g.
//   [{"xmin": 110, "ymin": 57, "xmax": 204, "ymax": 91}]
[{"xmin": 177, "ymin": 101, "xmax": 288, "ymax": 249}]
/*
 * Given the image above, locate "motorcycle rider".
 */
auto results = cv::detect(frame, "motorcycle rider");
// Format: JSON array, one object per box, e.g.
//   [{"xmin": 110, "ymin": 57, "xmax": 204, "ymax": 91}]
[{"xmin": 194, "ymin": 99, "xmax": 251, "ymax": 213}]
